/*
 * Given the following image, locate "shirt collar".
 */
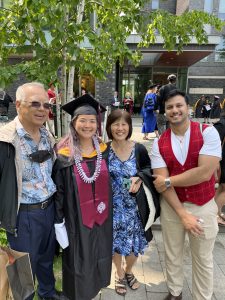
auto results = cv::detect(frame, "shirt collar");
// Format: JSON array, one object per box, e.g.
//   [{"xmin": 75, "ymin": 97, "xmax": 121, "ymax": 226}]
[{"xmin": 15, "ymin": 116, "xmax": 48, "ymax": 140}]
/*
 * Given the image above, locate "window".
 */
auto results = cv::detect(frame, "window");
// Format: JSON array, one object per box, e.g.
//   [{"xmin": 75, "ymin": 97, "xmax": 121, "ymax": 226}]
[
  {"xmin": 215, "ymin": 36, "xmax": 225, "ymax": 62},
  {"xmin": 200, "ymin": 55, "xmax": 209, "ymax": 62},
  {"xmin": 151, "ymin": 0, "xmax": 159, "ymax": 10},
  {"xmin": 204, "ymin": 0, "xmax": 213, "ymax": 13},
  {"xmin": 218, "ymin": 0, "xmax": 225, "ymax": 20},
  {"xmin": 0, "ymin": 0, "xmax": 11, "ymax": 8}
]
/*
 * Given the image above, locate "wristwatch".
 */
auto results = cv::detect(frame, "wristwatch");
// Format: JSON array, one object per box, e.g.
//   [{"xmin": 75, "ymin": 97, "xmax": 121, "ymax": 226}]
[{"xmin": 164, "ymin": 178, "xmax": 171, "ymax": 188}]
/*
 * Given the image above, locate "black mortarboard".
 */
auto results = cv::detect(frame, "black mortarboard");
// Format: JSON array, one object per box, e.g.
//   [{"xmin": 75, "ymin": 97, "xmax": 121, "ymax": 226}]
[
  {"xmin": 149, "ymin": 84, "xmax": 157, "ymax": 89},
  {"xmin": 61, "ymin": 94, "xmax": 106, "ymax": 118}
]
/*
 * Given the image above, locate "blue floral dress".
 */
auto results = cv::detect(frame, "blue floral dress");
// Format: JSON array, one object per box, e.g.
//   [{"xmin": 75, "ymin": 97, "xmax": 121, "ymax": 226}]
[{"xmin": 108, "ymin": 146, "xmax": 148, "ymax": 257}]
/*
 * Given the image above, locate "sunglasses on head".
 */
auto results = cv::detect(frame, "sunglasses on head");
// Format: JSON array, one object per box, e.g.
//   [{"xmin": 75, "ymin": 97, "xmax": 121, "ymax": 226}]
[
  {"xmin": 24, "ymin": 101, "xmax": 52, "ymax": 110},
  {"xmin": 28, "ymin": 149, "xmax": 54, "ymax": 163}
]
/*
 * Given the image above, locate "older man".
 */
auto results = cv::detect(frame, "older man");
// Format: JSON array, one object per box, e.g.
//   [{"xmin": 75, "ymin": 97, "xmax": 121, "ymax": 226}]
[
  {"xmin": 0, "ymin": 82, "xmax": 63, "ymax": 300},
  {"xmin": 151, "ymin": 89, "xmax": 221, "ymax": 300}
]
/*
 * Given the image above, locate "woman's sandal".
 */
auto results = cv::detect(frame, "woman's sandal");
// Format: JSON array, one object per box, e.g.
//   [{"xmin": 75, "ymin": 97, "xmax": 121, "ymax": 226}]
[
  {"xmin": 115, "ymin": 273, "xmax": 127, "ymax": 296},
  {"xmin": 125, "ymin": 273, "xmax": 140, "ymax": 290}
]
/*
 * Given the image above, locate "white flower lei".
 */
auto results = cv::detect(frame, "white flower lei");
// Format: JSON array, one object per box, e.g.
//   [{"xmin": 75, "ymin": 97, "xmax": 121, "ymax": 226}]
[{"xmin": 74, "ymin": 135, "xmax": 102, "ymax": 183}]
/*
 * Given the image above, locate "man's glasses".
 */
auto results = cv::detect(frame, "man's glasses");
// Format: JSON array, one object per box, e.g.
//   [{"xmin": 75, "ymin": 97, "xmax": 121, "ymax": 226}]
[
  {"xmin": 23, "ymin": 101, "xmax": 52, "ymax": 110},
  {"xmin": 28, "ymin": 149, "xmax": 53, "ymax": 163}
]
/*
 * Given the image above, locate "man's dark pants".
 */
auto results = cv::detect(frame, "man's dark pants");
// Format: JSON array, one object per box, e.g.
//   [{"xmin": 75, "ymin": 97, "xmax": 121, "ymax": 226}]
[{"xmin": 7, "ymin": 201, "xmax": 56, "ymax": 299}]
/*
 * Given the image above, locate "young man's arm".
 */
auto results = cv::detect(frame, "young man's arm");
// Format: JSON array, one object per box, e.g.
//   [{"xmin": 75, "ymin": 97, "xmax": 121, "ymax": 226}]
[
  {"xmin": 153, "ymin": 167, "xmax": 204, "ymax": 236},
  {"xmin": 154, "ymin": 154, "xmax": 220, "ymax": 191}
]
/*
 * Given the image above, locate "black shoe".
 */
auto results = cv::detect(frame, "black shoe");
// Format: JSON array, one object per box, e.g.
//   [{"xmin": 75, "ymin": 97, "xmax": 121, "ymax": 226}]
[
  {"xmin": 38, "ymin": 291, "xmax": 68, "ymax": 300},
  {"xmin": 164, "ymin": 292, "xmax": 182, "ymax": 300}
]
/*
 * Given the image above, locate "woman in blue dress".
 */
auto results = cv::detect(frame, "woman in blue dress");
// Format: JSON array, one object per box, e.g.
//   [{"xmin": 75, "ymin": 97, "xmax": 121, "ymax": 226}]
[
  {"xmin": 106, "ymin": 109, "xmax": 155, "ymax": 296},
  {"xmin": 142, "ymin": 85, "xmax": 159, "ymax": 139}
]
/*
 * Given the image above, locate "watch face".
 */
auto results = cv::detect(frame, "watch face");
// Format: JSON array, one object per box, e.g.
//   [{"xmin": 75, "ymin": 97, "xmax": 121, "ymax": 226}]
[{"xmin": 165, "ymin": 179, "xmax": 171, "ymax": 188}]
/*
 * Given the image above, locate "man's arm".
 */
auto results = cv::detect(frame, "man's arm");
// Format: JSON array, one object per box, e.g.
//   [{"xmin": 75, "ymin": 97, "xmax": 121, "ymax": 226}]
[
  {"xmin": 154, "ymin": 167, "xmax": 204, "ymax": 235},
  {"xmin": 154, "ymin": 154, "xmax": 220, "ymax": 191}
]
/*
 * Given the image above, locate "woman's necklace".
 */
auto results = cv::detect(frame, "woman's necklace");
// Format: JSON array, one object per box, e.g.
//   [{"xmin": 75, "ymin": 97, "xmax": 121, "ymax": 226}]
[{"xmin": 74, "ymin": 135, "xmax": 102, "ymax": 184}]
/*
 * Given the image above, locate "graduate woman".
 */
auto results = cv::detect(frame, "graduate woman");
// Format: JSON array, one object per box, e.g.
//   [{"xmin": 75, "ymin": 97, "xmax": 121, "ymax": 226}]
[{"xmin": 53, "ymin": 94, "xmax": 113, "ymax": 300}]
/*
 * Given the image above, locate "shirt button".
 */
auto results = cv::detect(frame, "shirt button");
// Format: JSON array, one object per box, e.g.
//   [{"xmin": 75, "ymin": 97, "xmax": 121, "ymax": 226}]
[
  {"xmin": 185, "ymin": 189, "xmax": 188, "ymax": 191},
  {"xmin": 186, "ymin": 195, "xmax": 189, "ymax": 198}
]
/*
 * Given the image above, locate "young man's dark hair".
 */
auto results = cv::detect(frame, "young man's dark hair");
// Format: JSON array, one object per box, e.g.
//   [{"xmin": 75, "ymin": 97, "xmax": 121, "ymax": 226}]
[{"xmin": 165, "ymin": 89, "xmax": 190, "ymax": 105}]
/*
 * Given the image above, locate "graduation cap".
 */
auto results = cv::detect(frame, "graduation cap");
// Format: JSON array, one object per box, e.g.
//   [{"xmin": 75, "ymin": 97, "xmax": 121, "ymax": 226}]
[
  {"xmin": 214, "ymin": 95, "xmax": 220, "ymax": 99},
  {"xmin": 149, "ymin": 84, "xmax": 158, "ymax": 89},
  {"xmin": 61, "ymin": 94, "xmax": 106, "ymax": 118}
]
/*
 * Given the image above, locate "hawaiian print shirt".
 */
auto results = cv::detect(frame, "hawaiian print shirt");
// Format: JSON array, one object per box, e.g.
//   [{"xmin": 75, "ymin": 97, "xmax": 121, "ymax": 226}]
[{"xmin": 16, "ymin": 118, "xmax": 56, "ymax": 204}]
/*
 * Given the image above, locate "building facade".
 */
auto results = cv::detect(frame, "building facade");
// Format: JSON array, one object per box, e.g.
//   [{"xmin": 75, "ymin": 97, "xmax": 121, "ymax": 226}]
[
  {"xmin": 95, "ymin": 0, "xmax": 225, "ymax": 108},
  {"xmin": 1, "ymin": 0, "xmax": 225, "ymax": 113}
]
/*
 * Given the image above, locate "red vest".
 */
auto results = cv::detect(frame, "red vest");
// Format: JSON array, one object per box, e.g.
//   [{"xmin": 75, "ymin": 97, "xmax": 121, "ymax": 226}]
[{"xmin": 158, "ymin": 121, "xmax": 215, "ymax": 205}]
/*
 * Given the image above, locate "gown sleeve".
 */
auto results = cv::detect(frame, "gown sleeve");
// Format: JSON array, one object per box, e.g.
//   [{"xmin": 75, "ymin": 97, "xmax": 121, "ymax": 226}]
[{"xmin": 52, "ymin": 162, "xmax": 65, "ymax": 223}]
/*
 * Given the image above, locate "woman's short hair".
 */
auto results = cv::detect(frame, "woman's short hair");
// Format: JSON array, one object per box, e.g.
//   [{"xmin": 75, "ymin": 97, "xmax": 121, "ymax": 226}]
[{"xmin": 106, "ymin": 109, "xmax": 133, "ymax": 140}]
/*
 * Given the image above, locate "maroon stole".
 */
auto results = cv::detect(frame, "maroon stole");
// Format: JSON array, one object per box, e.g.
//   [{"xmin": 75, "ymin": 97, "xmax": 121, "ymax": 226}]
[{"xmin": 73, "ymin": 159, "xmax": 109, "ymax": 229}]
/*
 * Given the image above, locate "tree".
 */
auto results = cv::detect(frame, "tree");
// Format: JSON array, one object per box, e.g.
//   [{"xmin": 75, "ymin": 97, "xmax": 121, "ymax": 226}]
[{"xmin": 0, "ymin": 0, "xmax": 224, "ymax": 134}]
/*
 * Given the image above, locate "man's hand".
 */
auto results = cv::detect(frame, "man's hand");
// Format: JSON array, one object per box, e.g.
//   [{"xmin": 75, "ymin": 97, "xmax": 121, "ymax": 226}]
[
  {"xmin": 152, "ymin": 174, "xmax": 167, "ymax": 192},
  {"xmin": 180, "ymin": 211, "xmax": 204, "ymax": 236}
]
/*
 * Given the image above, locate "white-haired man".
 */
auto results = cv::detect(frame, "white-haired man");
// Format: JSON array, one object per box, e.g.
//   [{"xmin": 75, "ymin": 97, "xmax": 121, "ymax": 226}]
[{"xmin": 0, "ymin": 82, "xmax": 64, "ymax": 300}]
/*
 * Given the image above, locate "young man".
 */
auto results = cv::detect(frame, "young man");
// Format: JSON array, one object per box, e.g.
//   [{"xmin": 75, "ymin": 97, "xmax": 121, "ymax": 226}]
[
  {"xmin": 150, "ymin": 90, "xmax": 221, "ymax": 300},
  {"xmin": 0, "ymin": 82, "xmax": 64, "ymax": 300}
]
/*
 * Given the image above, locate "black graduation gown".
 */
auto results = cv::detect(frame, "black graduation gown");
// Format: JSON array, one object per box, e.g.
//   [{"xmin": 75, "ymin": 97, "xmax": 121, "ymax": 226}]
[
  {"xmin": 214, "ymin": 117, "xmax": 225, "ymax": 183},
  {"xmin": 53, "ymin": 147, "xmax": 112, "ymax": 300}
]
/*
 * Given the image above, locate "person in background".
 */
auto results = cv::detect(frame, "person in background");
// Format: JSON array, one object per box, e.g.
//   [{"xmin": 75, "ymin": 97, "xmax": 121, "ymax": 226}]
[
  {"xmin": 201, "ymin": 97, "xmax": 211, "ymax": 124},
  {"xmin": 47, "ymin": 83, "xmax": 56, "ymax": 136},
  {"xmin": 0, "ymin": 88, "xmax": 13, "ymax": 120},
  {"xmin": 210, "ymin": 95, "xmax": 221, "ymax": 120},
  {"xmin": 123, "ymin": 91, "xmax": 134, "ymax": 114},
  {"xmin": 151, "ymin": 89, "xmax": 221, "ymax": 300},
  {"xmin": 156, "ymin": 74, "xmax": 177, "ymax": 135},
  {"xmin": 53, "ymin": 94, "xmax": 113, "ymax": 300},
  {"xmin": 81, "ymin": 87, "xmax": 87, "ymax": 96},
  {"xmin": 213, "ymin": 105, "xmax": 225, "ymax": 226},
  {"xmin": 0, "ymin": 82, "xmax": 64, "ymax": 300},
  {"xmin": 111, "ymin": 90, "xmax": 120, "ymax": 111},
  {"xmin": 193, "ymin": 95, "xmax": 204, "ymax": 120},
  {"xmin": 106, "ymin": 109, "xmax": 160, "ymax": 296},
  {"xmin": 141, "ymin": 84, "xmax": 159, "ymax": 140}
]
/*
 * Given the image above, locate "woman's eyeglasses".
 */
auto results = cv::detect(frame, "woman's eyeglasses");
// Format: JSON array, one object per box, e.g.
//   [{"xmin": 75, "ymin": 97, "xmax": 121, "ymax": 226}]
[
  {"xmin": 23, "ymin": 101, "xmax": 52, "ymax": 110},
  {"xmin": 28, "ymin": 149, "xmax": 53, "ymax": 163}
]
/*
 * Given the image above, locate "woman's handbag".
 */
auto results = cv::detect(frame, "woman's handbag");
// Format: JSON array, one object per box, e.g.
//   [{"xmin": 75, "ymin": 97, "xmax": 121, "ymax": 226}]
[{"xmin": 0, "ymin": 246, "xmax": 34, "ymax": 300}]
